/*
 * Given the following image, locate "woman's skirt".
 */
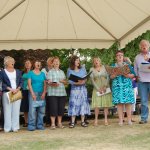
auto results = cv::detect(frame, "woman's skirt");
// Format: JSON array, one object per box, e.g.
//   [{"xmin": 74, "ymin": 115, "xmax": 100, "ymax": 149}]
[{"xmin": 68, "ymin": 85, "xmax": 91, "ymax": 116}]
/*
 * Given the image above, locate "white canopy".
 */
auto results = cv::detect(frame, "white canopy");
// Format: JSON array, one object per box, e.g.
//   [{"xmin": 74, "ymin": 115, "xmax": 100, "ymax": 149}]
[{"xmin": 0, "ymin": 0, "xmax": 150, "ymax": 50}]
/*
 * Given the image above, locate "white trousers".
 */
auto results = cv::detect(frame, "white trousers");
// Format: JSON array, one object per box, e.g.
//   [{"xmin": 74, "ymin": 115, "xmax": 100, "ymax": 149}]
[{"xmin": 2, "ymin": 93, "xmax": 21, "ymax": 132}]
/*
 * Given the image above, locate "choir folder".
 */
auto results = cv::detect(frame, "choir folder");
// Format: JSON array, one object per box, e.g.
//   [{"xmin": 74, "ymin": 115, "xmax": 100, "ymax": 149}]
[{"xmin": 69, "ymin": 71, "xmax": 92, "ymax": 82}]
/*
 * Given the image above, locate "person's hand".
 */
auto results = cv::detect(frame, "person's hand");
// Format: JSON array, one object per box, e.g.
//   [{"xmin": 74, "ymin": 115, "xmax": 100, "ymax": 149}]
[
  {"xmin": 102, "ymin": 87, "xmax": 107, "ymax": 93},
  {"xmin": 59, "ymin": 79, "xmax": 68, "ymax": 85},
  {"xmin": 98, "ymin": 88, "xmax": 103, "ymax": 94},
  {"xmin": 78, "ymin": 80, "xmax": 86, "ymax": 85},
  {"xmin": 50, "ymin": 82, "xmax": 59, "ymax": 87},
  {"xmin": 123, "ymin": 73, "xmax": 134, "ymax": 79},
  {"xmin": 31, "ymin": 92, "xmax": 36, "ymax": 101},
  {"xmin": 99, "ymin": 87, "xmax": 106, "ymax": 94},
  {"xmin": 10, "ymin": 89, "xmax": 19, "ymax": 94},
  {"xmin": 41, "ymin": 93, "xmax": 46, "ymax": 100},
  {"xmin": 110, "ymin": 73, "xmax": 117, "ymax": 79},
  {"xmin": 144, "ymin": 54, "xmax": 149, "ymax": 61}
]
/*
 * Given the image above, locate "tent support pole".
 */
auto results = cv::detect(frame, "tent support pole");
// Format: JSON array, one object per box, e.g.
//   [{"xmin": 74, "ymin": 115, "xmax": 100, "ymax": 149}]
[
  {"xmin": 72, "ymin": 0, "xmax": 118, "ymax": 40},
  {"xmin": 119, "ymin": 16, "xmax": 150, "ymax": 41},
  {"xmin": 0, "ymin": 0, "xmax": 26, "ymax": 21}
]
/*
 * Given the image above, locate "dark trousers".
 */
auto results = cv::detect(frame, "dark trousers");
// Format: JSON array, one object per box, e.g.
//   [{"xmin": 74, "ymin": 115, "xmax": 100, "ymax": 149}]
[
  {"xmin": 45, "ymin": 95, "xmax": 51, "ymax": 124},
  {"xmin": 0, "ymin": 95, "xmax": 4, "ymax": 128}
]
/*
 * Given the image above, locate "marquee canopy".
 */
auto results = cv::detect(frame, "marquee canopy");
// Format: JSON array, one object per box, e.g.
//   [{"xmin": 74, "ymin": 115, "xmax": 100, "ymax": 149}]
[{"xmin": 0, "ymin": 0, "xmax": 150, "ymax": 50}]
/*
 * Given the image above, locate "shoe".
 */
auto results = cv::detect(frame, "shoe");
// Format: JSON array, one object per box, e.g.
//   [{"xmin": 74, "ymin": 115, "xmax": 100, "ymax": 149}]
[
  {"xmin": 45, "ymin": 124, "xmax": 50, "ymax": 127},
  {"xmin": 69, "ymin": 122, "xmax": 75, "ymax": 128},
  {"xmin": 139, "ymin": 120, "xmax": 147, "ymax": 124},
  {"xmin": 28, "ymin": 129, "xmax": 35, "ymax": 131},
  {"xmin": 57, "ymin": 124, "xmax": 65, "ymax": 129},
  {"xmin": 13, "ymin": 130, "xmax": 18, "ymax": 133},
  {"xmin": 0, "ymin": 127, "xmax": 3, "ymax": 131},
  {"xmin": 50, "ymin": 125, "xmax": 56, "ymax": 130},
  {"xmin": 104, "ymin": 122, "xmax": 109, "ymax": 126},
  {"xmin": 4, "ymin": 130, "xmax": 11, "ymax": 133},
  {"xmin": 81, "ymin": 122, "xmax": 88, "ymax": 127},
  {"xmin": 131, "ymin": 119, "xmax": 136, "ymax": 122},
  {"xmin": 94, "ymin": 122, "xmax": 98, "ymax": 126},
  {"xmin": 118, "ymin": 122, "xmax": 123, "ymax": 126},
  {"xmin": 23, "ymin": 123, "xmax": 28, "ymax": 127},
  {"xmin": 128, "ymin": 121, "xmax": 133, "ymax": 125},
  {"xmin": 37, "ymin": 127, "xmax": 45, "ymax": 130},
  {"xmin": 84, "ymin": 120, "xmax": 89, "ymax": 124}
]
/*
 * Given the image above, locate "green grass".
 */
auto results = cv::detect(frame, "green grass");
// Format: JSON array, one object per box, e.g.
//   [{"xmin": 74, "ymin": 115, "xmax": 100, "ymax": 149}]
[{"xmin": 1, "ymin": 116, "xmax": 150, "ymax": 150}]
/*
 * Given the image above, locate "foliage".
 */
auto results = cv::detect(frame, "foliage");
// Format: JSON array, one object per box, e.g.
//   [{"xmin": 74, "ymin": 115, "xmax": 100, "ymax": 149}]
[
  {"xmin": 0, "ymin": 30, "xmax": 149, "ymax": 97},
  {"xmin": 122, "ymin": 30, "xmax": 150, "ymax": 63}
]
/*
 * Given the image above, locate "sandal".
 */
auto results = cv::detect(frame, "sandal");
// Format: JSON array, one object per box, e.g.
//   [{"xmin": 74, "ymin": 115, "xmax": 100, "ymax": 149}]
[
  {"xmin": 50, "ymin": 125, "xmax": 56, "ymax": 130},
  {"xmin": 69, "ymin": 122, "xmax": 75, "ymax": 128},
  {"xmin": 58, "ymin": 124, "xmax": 65, "ymax": 129},
  {"xmin": 81, "ymin": 122, "xmax": 88, "ymax": 127}
]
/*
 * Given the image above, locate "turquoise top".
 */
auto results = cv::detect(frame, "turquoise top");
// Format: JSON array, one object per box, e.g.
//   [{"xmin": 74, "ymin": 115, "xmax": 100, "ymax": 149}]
[
  {"xmin": 22, "ymin": 72, "xmax": 29, "ymax": 90},
  {"xmin": 28, "ymin": 71, "xmax": 46, "ymax": 92}
]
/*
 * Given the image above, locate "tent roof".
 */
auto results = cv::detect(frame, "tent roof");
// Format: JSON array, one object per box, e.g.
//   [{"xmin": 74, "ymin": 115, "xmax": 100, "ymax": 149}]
[{"xmin": 0, "ymin": 0, "xmax": 150, "ymax": 50}]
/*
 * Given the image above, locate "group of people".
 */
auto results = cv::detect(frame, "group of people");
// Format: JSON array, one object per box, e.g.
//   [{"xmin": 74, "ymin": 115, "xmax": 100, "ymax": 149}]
[{"xmin": 0, "ymin": 39, "xmax": 150, "ymax": 133}]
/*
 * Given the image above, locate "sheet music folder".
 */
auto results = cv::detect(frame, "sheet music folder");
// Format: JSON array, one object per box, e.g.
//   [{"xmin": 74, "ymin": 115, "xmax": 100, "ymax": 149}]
[{"xmin": 69, "ymin": 71, "xmax": 92, "ymax": 82}]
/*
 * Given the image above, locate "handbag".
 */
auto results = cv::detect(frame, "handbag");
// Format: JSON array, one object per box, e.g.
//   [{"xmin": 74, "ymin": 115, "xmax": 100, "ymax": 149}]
[{"xmin": 6, "ymin": 90, "xmax": 22, "ymax": 103}]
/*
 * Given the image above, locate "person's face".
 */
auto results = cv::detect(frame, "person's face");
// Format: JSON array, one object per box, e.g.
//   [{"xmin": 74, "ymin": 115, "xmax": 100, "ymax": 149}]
[
  {"xmin": 53, "ymin": 59, "xmax": 60, "ymax": 68},
  {"xmin": 140, "ymin": 41, "xmax": 149, "ymax": 54},
  {"xmin": 25, "ymin": 61, "xmax": 32, "ymax": 70},
  {"xmin": 34, "ymin": 61, "xmax": 41, "ymax": 69},
  {"xmin": 93, "ymin": 58, "xmax": 100, "ymax": 67},
  {"xmin": 75, "ymin": 58, "xmax": 80, "ymax": 67},
  {"xmin": 7, "ymin": 59, "xmax": 15, "ymax": 68},
  {"xmin": 47, "ymin": 60, "xmax": 53, "ymax": 68},
  {"xmin": 116, "ymin": 52, "xmax": 124, "ymax": 62}
]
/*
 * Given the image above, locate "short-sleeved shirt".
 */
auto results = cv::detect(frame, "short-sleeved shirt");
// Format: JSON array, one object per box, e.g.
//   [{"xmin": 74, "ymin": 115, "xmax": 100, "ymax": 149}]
[
  {"xmin": 47, "ymin": 68, "xmax": 67, "ymax": 96},
  {"xmin": 28, "ymin": 71, "xmax": 46, "ymax": 92},
  {"xmin": 67, "ymin": 67, "xmax": 87, "ymax": 85},
  {"xmin": 22, "ymin": 72, "xmax": 29, "ymax": 90}
]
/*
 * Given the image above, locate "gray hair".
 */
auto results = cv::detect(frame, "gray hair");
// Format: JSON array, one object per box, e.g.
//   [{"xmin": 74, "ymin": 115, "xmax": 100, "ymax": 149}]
[
  {"xmin": 139, "ymin": 39, "xmax": 150, "ymax": 49},
  {"xmin": 4, "ymin": 56, "xmax": 15, "ymax": 68}
]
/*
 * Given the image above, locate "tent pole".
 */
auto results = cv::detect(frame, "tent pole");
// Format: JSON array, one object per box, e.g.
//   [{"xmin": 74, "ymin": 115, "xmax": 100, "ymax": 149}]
[
  {"xmin": 72, "ymin": 0, "xmax": 118, "ymax": 40},
  {"xmin": 0, "ymin": 0, "xmax": 26, "ymax": 21},
  {"xmin": 119, "ymin": 16, "xmax": 150, "ymax": 41}
]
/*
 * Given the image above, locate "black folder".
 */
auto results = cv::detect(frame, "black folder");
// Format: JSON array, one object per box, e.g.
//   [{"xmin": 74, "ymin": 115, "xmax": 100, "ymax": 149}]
[{"xmin": 69, "ymin": 71, "xmax": 92, "ymax": 82}]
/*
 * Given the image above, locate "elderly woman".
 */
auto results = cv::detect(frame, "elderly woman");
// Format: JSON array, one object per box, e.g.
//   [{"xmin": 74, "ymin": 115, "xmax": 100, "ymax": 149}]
[
  {"xmin": 67, "ymin": 56, "xmax": 90, "ymax": 128},
  {"xmin": 41, "ymin": 57, "xmax": 53, "ymax": 127},
  {"xmin": 47, "ymin": 57, "xmax": 67, "ymax": 129},
  {"xmin": 20, "ymin": 60, "xmax": 32, "ymax": 127},
  {"xmin": 28, "ymin": 60, "xmax": 46, "ymax": 131},
  {"xmin": 90, "ymin": 57, "xmax": 112, "ymax": 126},
  {"xmin": 0, "ymin": 56, "xmax": 22, "ymax": 132},
  {"xmin": 111, "ymin": 51, "xmax": 135, "ymax": 126}
]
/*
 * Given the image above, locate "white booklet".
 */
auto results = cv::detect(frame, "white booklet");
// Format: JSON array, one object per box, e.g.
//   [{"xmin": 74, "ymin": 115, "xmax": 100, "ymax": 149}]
[
  {"xmin": 96, "ymin": 88, "xmax": 111, "ymax": 96},
  {"xmin": 139, "ymin": 63, "xmax": 150, "ymax": 73}
]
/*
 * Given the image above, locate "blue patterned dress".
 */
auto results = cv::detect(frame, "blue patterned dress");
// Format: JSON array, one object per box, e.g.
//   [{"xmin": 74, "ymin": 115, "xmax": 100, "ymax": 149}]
[
  {"xmin": 67, "ymin": 67, "xmax": 91, "ymax": 116},
  {"xmin": 111, "ymin": 63, "xmax": 135, "ymax": 105}
]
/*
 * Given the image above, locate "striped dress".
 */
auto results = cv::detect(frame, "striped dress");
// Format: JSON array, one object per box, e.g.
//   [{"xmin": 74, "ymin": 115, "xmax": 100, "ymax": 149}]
[{"xmin": 111, "ymin": 63, "xmax": 135, "ymax": 105}]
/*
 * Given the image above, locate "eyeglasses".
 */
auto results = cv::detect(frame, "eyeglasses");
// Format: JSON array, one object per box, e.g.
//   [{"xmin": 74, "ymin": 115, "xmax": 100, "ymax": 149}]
[{"xmin": 116, "ymin": 54, "xmax": 124, "ymax": 56}]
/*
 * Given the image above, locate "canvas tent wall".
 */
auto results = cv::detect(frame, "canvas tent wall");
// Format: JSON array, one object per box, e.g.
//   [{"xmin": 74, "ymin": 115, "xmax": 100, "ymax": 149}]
[{"xmin": 0, "ymin": 0, "xmax": 150, "ymax": 50}]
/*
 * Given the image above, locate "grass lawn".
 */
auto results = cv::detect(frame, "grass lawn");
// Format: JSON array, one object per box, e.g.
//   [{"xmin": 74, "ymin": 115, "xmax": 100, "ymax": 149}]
[{"xmin": 0, "ymin": 115, "xmax": 150, "ymax": 150}]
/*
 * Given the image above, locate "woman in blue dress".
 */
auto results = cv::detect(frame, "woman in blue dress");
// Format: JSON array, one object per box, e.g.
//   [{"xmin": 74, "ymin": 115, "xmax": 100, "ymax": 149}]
[
  {"xmin": 67, "ymin": 56, "xmax": 90, "ymax": 128},
  {"xmin": 110, "ymin": 50, "xmax": 135, "ymax": 126}
]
